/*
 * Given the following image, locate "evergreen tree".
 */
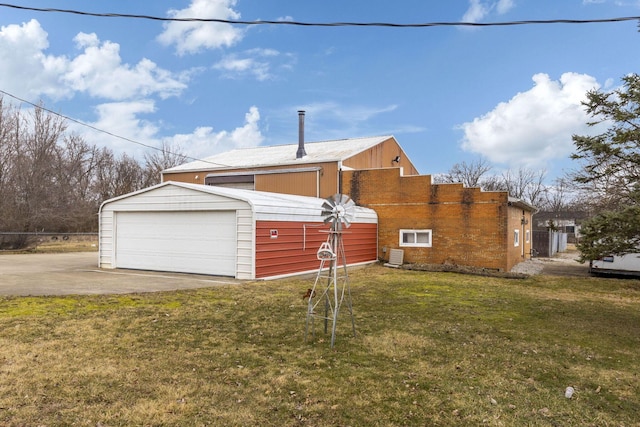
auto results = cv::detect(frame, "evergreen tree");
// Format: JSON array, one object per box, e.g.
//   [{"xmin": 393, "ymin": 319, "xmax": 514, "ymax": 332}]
[{"xmin": 571, "ymin": 74, "xmax": 640, "ymax": 261}]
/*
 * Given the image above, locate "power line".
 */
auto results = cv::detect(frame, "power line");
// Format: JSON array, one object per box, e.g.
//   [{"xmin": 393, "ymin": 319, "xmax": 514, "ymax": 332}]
[
  {"xmin": 0, "ymin": 3, "xmax": 639, "ymax": 28},
  {"xmin": 0, "ymin": 89, "xmax": 231, "ymax": 168}
]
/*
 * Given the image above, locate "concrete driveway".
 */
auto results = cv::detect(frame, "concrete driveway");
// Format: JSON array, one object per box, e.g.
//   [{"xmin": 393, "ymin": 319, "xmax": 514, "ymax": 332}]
[{"xmin": 0, "ymin": 252, "xmax": 243, "ymax": 296}]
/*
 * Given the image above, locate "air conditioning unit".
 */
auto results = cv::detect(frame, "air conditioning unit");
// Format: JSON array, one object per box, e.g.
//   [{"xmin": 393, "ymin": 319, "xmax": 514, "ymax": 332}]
[{"xmin": 385, "ymin": 248, "xmax": 404, "ymax": 267}]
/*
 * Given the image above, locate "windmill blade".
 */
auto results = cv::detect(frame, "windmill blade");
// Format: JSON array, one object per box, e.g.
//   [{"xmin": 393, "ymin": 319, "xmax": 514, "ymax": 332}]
[
  {"xmin": 342, "ymin": 208, "xmax": 355, "ymax": 228},
  {"xmin": 321, "ymin": 197, "xmax": 338, "ymax": 226},
  {"xmin": 321, "ymin": 193, "xmax": 358, "ymax": 230},
  {"xmin": 336, "ymin": 194, "xmax": 352, "ymax": 205},
  {"xmin": 336, "ymin": 194, "xmax": 356, "ymax": 228},
  {"xmin": 322, "ymin": 200, "xmax": 335, "ymax": 211}
]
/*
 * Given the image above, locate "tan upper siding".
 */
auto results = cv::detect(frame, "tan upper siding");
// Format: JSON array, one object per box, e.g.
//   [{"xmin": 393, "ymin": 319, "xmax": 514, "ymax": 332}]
[
  {"xmin": 162, "ymin": 171, "xmax": 207, "ymax": 184},
  {"xmin": 164, "ymin": 162, "xmax": 342, "ymax": 199},
  {"xmin": 342, "ymin": 137, "xmax": 419, "ymax": 175},
  {"xmin": 256, "ymin": 170, "xmax": 319, "ymax": 197},
  {"xmin": 322, "ymin": 162, "xmax": 339, "ymax": 198},
  {"xmin": 248, "ymin": 162, "xmax": 340, "ymax": 198}
]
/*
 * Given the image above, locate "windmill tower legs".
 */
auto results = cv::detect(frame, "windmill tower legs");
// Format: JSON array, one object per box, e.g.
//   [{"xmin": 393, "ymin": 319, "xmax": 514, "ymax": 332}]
[{"xmin": 305, "ymin": 230, "xmax": 355, "ymax": 348}]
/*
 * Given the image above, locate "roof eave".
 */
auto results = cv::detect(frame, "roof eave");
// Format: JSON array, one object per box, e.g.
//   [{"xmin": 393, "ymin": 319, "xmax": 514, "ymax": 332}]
[{"xmin": 508, "ymin": 197, "xmax": 537, "ymax": 213}]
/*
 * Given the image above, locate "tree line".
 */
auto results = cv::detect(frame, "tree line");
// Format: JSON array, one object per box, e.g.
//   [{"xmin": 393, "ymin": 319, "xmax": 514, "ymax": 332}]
[
  {"xmin": 432, "ymin": 159, "xmax": 553, "ymax": 210},
  {"xmin": 0, "ymin": 98, "xmax": 185, "ymax": 248},
  {"xmin": 433, "ymin": 159, "xmax": 587, "ymax": 215}
]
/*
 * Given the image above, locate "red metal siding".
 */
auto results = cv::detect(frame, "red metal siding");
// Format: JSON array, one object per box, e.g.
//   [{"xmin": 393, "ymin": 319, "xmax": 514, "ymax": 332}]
[{"xmin": 255, "ymin": 220, "xmax": 378, "ymax": 279}]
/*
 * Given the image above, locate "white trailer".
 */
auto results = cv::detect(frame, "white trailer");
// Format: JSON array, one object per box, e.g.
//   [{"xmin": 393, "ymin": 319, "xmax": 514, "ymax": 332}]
[{"xmin": 590, "ymin": 253, "xmax": 640, "ymax": 277}]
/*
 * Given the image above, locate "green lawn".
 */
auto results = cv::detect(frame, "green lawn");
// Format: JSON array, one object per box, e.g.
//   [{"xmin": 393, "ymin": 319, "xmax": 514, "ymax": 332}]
[{"xmin": 0, "ymin": 264, "xmax": 638, "ymax": 426}]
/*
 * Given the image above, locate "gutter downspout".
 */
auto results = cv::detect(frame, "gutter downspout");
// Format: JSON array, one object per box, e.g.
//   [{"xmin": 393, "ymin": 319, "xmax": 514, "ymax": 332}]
[{"xmin": 522, "ymin": 216, "xmax": 525, "ymax": 259}]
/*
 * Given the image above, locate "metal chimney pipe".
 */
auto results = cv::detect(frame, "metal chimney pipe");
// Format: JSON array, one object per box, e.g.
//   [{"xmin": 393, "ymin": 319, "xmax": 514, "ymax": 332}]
[{"xmin": 296, "ymin": 110, "xmax": 306, "ymax": 159}]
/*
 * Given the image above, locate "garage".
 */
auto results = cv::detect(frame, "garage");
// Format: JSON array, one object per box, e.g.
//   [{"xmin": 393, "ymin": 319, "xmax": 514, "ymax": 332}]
[
  {"xmin": 115, "ymin": 210, "xmax": 237, "ymax": 276},
  {"xmin": 99, "ymin": 181, "xmax": 378, "ymax": 280}
]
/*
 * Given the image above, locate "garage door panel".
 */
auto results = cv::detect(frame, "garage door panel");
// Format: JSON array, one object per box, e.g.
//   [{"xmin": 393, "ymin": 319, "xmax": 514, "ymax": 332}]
[{"xmin": 116, "ymin": 211, "xmax": 236, "ymax": 276}]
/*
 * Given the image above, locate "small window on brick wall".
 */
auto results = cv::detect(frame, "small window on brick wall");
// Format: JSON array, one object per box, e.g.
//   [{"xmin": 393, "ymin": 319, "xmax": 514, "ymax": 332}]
[
  {"xmin": 514, "ymin": 229, "xmax": 520, "ymax": 247},
  {"xmin": 525, "ymin": 229, "xmax": 530, "ymax": 243},
  {"xmin": 400, "ymin": 229, "xmax": 432, "ymax": 248}
]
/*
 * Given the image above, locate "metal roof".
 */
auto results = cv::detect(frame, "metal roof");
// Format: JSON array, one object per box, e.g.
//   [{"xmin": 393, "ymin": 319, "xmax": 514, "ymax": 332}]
[
  {"xmin": 163, "ymin": 135, "xmax": 393, "ymax": 173},
  {"xmin": 180, "ymin": 182, "xmax": 378, "ymax": 223},
  {"xmin": 508, "ymin": 197, "xmax": 537, "ymax": 213},
  {"xmin": 101, "ymin": 181, "xmax": 378, "ymax": 223}
]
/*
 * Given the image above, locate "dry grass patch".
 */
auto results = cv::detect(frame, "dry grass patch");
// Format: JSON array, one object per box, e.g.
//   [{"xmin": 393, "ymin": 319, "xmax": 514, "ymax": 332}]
[
  {"xmin": 2, "ymin": 234, "xmax": 99, "ymax": 254},
  {"xmin": 42, "ymin": 235, "xmax": 99, "ymax": 252},
  {"xmin": 0, "ymin": 264, "xmax": 638, "ymax": 426}
]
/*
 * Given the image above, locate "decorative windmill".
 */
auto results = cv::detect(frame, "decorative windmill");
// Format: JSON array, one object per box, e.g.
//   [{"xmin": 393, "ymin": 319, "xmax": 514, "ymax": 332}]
[{"xmin": 305, "ymin": 194, "xmax": 357, "ymax": 347}]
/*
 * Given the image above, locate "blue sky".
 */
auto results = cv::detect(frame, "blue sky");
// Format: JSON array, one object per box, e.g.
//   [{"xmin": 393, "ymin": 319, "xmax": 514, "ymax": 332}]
[{"xmin": 1, "ymin": 0, "xmax": 638, "ymax": 181}]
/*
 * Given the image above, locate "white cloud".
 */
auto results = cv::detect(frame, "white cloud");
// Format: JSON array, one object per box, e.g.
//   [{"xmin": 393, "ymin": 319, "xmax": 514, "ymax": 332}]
[
  {"xmin": 157, "ymin": 0, "xmax": 245, "ymax": 55},
  {"xmin": 0, "ymin": 17, "xmax": 258, "ymax": 163},
  {"xmin": 68, "ymin": 100, "xmax": 160, "ymax": 156},
  {"xmin": 604, "ymin": 77, "xmax": 615, "ymax": 89},
  {"xmin": 164, "ymin": 106, "xmax": 264, "ymax": 159},
  {"xmin": 272, "ymin": 102, "xmax": 399, "ymax": 141},
  {"xmin": 300, "ymin": 102, "xmax": 398, "ymax": 123},
  {"xmin": 0, "ymin": 21, "xmax": 188, "ymax": 103},
  {"xmin": 71, "ymin": 102, "xmax": 263, "ymax": 160},
  {"xmin": 213, "ymin": 48, "xmax": 294, "ymax": 81},
  {"xmin": 462, "ymin": 0, "xmax": 490, "ymax": 22},
  {"xmin": 459, "ymin": 72, "xmax": 600, "ymax": 168},
  {"xmin": 214, "ymin": 55, "xmax": 270, "ymax": 81},
  {"xmin": 496, "ymin": 0, "xmax": 515, "ymax": 14},
  {"xmin": 64, "ymin": 33, "xmax": 188, "ymax": 100},
  {"xmin": 0, "ymin": 19, "xmax": 69, "ymax": 99},
  {"xmin": 462, "ymin": 0, "xmax": 514, "ymax": 23}
]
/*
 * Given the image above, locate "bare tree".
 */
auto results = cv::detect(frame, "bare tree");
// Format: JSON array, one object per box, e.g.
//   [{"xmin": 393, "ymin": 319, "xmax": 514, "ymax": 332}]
[
  {"xmin": 537, "ymin": 177, "xmax": 577, "ymax": 212},
  {"xmin": 478, "ymin": 175, "xmax": 507, "ymax": 192},
  {"xmin": 54, "ymin": 135, "xmax": 104, "ymax": 231},
  {"xmin": 433, "ymin": 158, "xmax": 493, "ymax": 187},
  {"xmin": 568, "ymin": 157, "xmax": 638, "ymax": 212},
  {"xmin": 114, "ymin": 153, "xmax": 146, "ymax": 195},
  {"xmin": 0, "ymin": 98, "xmax": 20, "ymax": 232},
  {"xmin": 142, "ymin": 141, "xmax": 188, "ymax": 187},
  {"xmin": 435, "ymin": 157, "xmax": 545, "ymax": 206},
  {"xmin": 93, "ymin": 150, "xmax": 146, "ymax": 201},
  {"xmin": 11, "ymin": 103, "xmax": 67, "ymax": 232},
  {"xmin": 501, "ymin": 167, "xmax": 546, "ymax": 207}
]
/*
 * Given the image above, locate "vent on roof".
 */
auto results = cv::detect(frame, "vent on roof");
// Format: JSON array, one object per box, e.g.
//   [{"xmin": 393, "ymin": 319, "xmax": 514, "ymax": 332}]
[{"xmin": 296, "ymin": 110, "xmax": 306, "ymax": 159}]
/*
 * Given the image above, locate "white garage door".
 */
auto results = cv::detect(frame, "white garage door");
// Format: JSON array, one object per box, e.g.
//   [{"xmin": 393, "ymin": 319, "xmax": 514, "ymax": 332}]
[{"xmin": 115, "ymin": 210, "xmax": 237, "ymax": 276}]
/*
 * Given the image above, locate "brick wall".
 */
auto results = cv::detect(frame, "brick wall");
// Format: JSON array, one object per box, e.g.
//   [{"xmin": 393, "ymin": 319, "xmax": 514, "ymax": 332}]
[
  {"xmin": 505, "ymin": 203, "xmax": 533, "ymax": 271},
  {"xmin": 342, "ymin": 168, "xmax": 531, "ymax": 272}
]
